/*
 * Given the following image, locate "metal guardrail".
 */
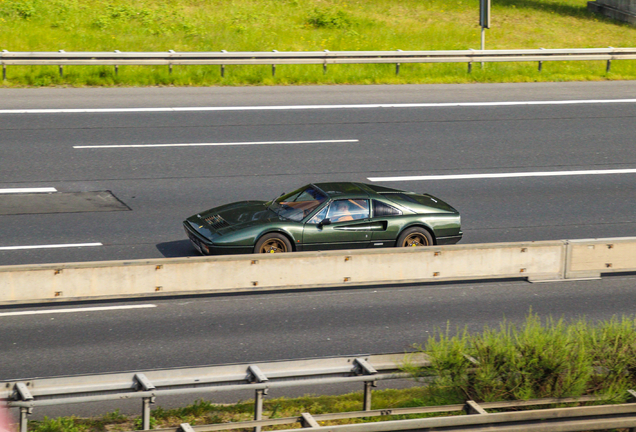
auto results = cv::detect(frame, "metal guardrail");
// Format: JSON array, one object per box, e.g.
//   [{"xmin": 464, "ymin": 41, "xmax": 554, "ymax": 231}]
[
  {"xmin": 1, "ymin": 47, "xmax": 635, "ymax": 79},
  {"xmin": 0, "ymin": 352, "xmax": 430, "ymax": 432},
  {"xmin": 2, "ymin": 353, "xmax": 635, "ymax": 432},
  {"xmin": 144, "ymin": 394, "xmax": 636, "ymax": 432}
]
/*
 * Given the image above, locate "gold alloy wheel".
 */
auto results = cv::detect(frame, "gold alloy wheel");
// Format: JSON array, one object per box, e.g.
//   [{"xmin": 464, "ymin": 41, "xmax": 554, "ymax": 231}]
[
  {"xmin": 401, "ymin": 232, "xmax": 430, "ymax": 247},
  {"xmin": 259, "ymin": 238, "xmax": 288, "ymax": 253}
]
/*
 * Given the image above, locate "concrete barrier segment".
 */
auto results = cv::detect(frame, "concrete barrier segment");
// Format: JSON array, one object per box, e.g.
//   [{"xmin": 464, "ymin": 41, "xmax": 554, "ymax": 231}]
[
  {"xmin": 0, "ymin": 240, "xmax": 571, "ymax": 305},
  {"xmin": 565, "ymin": 237, "xmax": 636, "ymax": 279}
]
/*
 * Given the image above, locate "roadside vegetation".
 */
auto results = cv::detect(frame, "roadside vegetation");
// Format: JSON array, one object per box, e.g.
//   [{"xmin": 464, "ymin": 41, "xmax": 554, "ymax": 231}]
[
  {"xmin": 0, "ymin": 0, "xmax": 635, "ymax": 86},
  {"xmin": 25, "ymin": 313, "xmax": 636, "ymax": 431}
]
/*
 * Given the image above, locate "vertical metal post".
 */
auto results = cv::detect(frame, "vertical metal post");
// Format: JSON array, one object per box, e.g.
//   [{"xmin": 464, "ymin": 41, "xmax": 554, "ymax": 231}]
[
  {"xmin": 141, "ymin": 397, "xmax": 152, "ymax": 430},
  {"xmin": 20, "ymin": 407, "xmax": 29, "ymax": 432},
  {"xmin": 58, "ymin": 49, "xmax": 65, "ymax": 78},
  {"xmin": 254, "ymin": 389, "xmax": 264, "ymax": 432},
  {"xmin": 480, "ymin": 27, "xmax": 485, "ymax": 69},
  {"xmin": 114, "ymin": 50, "xmax": 120, "ymax": 76},
  {"xmin": 606, "ymin": 59, "xmax": 611, "ymax": 73},
  {"xmin": 323, "ymin": 49, "xmax": 329, "ymax": 74},
  {"xmin": 272, "ymin": 50, "xmax": 278, "ymax": 77},
  {"xmin": 538, "ymin": 61, "xmax": 543, "ymax": 72},
  {"xmin": 168, "ymin": 49, "xmax": 175, "ymax": 75},
  {"xmin": 396, "ymin": 63, "xmax": 400, "ymax": 75},
  {"xmin": 1, "ymin": 49, "xmax": 7, "ymax": 81},
  {"xmin": 363, "ymin": 381, "xmax": 373, "ymax": 411},
  {"xmin": 468, "ymin": 62, "xmax": 472, "ymax": 73},
  {"xmin": 220, "ymin": 49, "xmax": 228, "ymax": 77}
]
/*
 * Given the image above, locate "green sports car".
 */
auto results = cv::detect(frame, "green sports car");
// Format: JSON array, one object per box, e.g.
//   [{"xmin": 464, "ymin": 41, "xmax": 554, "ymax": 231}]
[{"xmin": 183, "ymin": 182, "xmax": 462, "ymax": 255}]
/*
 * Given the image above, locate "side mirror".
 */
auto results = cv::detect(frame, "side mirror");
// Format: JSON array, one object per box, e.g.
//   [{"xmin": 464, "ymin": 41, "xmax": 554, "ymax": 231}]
[{"xmin": 318, "ymin": 218, "xmax": 332, "ymax": 227}]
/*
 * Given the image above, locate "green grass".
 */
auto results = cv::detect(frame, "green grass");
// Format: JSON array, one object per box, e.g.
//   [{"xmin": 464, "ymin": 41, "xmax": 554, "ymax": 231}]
[
  {"xmin": 413, "ymin": 312, "xmax": 636, "ymax": 404},
  {"xmin": 0, "ymin": 0, "xmax": 635, "ymax": 86}
]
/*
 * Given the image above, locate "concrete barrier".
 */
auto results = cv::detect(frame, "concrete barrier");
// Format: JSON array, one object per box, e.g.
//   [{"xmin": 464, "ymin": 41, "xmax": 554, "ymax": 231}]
[
  {"xmin": 566, "ymin": 237, "xmax": 636, "ymax": 279},
  {"xmin": 0, "ymin": 240, "xmax": 568, "ymax": 305}
]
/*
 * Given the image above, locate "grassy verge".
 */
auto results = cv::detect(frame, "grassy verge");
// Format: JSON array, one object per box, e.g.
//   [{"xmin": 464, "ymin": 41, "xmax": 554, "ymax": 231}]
[
  {"xmin": 25, "ymin": 313, "xmax": 636, "ymax": 431},
  {"xmin": 412, "ymin": 313, "xmax": 636, "ymax": 404},
  {"xmin": 1, "ymin": 0, "xmax": 636, "ymax": 86}
]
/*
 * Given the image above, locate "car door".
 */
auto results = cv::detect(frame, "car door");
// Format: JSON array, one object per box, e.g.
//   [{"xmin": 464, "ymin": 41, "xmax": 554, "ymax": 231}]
[{"xmin": 302, "ymin": 199, "xmax": 372, "ymax": 250}]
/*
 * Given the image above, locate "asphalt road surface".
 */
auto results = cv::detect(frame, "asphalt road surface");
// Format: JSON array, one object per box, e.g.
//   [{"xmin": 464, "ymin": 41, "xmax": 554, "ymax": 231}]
[
  {"xmin": 1, "ymin": 81, "xmax": 635, "ymax": 265},
  {"xmin": 1, "ymin": 81, "xmax": 635, "ymax": 418}
]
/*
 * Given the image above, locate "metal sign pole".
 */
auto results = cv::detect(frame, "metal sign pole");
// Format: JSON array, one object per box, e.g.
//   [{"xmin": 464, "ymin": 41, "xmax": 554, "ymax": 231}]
[{"xmin": 480, "ymin": 0, "xmax": 490, "ymax": 69}]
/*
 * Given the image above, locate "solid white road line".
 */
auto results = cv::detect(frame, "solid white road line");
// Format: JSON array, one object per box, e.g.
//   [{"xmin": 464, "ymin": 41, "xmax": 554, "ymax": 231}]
[
  {"xmin": 368, "ymin": 168, "xmax": 636, "ymax": 182},
  {"xmin": 0, "ymin": 187, "xmax": 57, "ymax": 194},
  {"xmin": 73, "ymin": 139, "xmax": 358, "ymax": 149},
  {"xmin": 0, "ymin": 242, "xmax": 103, "ymax": 251},
  {"xmin": 0, "ymin": 304, "xmax": 157, "ymax": 317},
  {"xmin": 2, "ymin": 98, "xmax": 636, "ymax": 115}
]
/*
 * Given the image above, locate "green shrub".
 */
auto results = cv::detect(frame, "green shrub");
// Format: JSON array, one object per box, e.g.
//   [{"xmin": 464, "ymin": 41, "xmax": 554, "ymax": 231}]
[{"xmin": 418, "ymin": 313, "xmax": 636, "ymax": 403}]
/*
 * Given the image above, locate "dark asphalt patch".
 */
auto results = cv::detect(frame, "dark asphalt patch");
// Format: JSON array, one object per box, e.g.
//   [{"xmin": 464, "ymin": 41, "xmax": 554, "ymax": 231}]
[{"xmin": 0, "ymin": 191, "xmax": 131, "ymax": 215}]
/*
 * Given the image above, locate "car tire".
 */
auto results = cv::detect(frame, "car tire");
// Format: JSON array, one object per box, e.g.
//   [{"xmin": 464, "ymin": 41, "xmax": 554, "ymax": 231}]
[
  {"xmin": 396, "ymin": 227, "xmax": 433, "ymax": 247},
  {"xmin": 255, "ymin": 233, "xmax": 293, "ymax": 254}
]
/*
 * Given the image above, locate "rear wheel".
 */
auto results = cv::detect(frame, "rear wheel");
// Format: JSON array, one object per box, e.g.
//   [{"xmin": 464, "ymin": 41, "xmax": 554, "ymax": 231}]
[
  {"xmin": 255, "ymin": 233, "xmax": 292, "ymax": 254},
  {"xmin": 397, "ymin": 227, "xmax": 433, "ymax": 247}
]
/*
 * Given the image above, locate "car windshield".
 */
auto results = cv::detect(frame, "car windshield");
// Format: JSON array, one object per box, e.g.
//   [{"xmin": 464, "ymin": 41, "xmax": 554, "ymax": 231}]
[{"xmin": 268, "ymin": 185, "xmax": 328, "ymax": 222}]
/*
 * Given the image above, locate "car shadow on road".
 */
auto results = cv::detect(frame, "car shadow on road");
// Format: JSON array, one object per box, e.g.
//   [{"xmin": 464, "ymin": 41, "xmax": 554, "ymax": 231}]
[{"xmin": 156, "ymin": 240, "xmax": 196, "ymax": 258}]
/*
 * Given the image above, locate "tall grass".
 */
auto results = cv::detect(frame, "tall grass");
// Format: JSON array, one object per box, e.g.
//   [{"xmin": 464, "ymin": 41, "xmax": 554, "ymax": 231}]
[
  {"xmin": 1, "ymin": 0, "xmax": 635, "ymax": 86},
  {"xmin": 416, "ymin": 313, "xmax": 636, "ymax": 404}
]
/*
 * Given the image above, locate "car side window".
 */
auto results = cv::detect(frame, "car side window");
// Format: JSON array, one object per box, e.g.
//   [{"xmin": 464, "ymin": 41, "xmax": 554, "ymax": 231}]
[
  {"xmin": 328, "ymin": 199, "xmax": 369, "ymax": 222},
  {"xmin": 307, "ymin": 205, "xmax": 329, "ymax": 224},
  {"xmin": 372, "ymin": 200, "xmax": 402, "ymax": 217}
]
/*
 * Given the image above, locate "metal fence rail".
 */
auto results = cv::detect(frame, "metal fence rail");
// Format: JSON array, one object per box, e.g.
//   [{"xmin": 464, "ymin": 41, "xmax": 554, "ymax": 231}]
[
  {"xmin": 2, "ymin": 47, "xmax": 635, "ymax": 78},
  {"xmin": 0, "ymin": 352, "xmax": 430, "ymax": 432},
  {"xmin": 2, "ymin": 353, "xmax": 636, "ymax": 432},
  {"xmin": 144, "ymin": 395, "xmax": 636, "ymax": 432}
]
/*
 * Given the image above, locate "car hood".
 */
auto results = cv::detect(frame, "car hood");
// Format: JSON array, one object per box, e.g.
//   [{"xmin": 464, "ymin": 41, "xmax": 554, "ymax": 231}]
[{"xmin": 186, "ymin": 201, "xmax": 281, "ymax": 236}]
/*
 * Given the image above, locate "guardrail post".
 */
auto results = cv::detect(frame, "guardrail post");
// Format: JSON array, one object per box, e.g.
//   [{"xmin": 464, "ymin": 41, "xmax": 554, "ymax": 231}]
[
  {"xmin": 272, "ymin": 50, "xmax": 278, "ymax": 77},
  {"xmin": 254, "ymin": 388, "xmax": 267, "ymax": 432},
  {"xmin": 114, "ymin": 50, "xmax": 120, "ymax": 76},
  {"xmin": 168, "ymin": 50, "xmax": 175, "ymax": 75},
  {"xmin": 1, "ymin": 50, "xmax": 6, "ymax": 80},
  {"xmin": 538, "ymin": 61, "xmax": 543, "ymax": 72},
  {"xmin": 323, "ymin": 49, "xmax": 329, "ymax": 74},
  {"xmin": 221, "ymin": 50, "xmax": 227, "ymax": 77},
  {"xmin": 141, "ymin": 397, "xmax": 155, "ymax": 430},
  {"xmin": 19, "ymin": 407, "xmax": 31, "ymax": 432},
  {"xmin": 363, "ymin": 381, "xmax": 376, "ymax": 411},
  {"xmin": 58, "ymin": 50, "xmax": 65, "ymax": 78}
]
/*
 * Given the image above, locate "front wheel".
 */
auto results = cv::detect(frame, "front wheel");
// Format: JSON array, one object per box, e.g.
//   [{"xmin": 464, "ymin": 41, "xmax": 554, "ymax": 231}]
[
  {"xmin": 396, "ymin": 227, "xmax": 433, "ymax": 247},
  {"xmin": 255, "ymin": 233, "xmax": 292, "ymax": 254}
]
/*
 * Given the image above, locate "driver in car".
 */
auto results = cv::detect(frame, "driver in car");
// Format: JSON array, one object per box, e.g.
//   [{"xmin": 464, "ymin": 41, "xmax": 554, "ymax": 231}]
[{"xmin": 332, "ymin": 201, "xmax": 354, "ymax": 222}]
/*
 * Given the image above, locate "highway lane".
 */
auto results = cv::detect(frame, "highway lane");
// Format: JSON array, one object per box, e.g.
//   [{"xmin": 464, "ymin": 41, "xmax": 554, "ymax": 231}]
[
  {"xmin": 1, "ymin": 274, "xmax": 636, "ymax": 418},
  {"xmin": 1, "ymin": 86, "xmax": 636, "ymax": 264}
]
